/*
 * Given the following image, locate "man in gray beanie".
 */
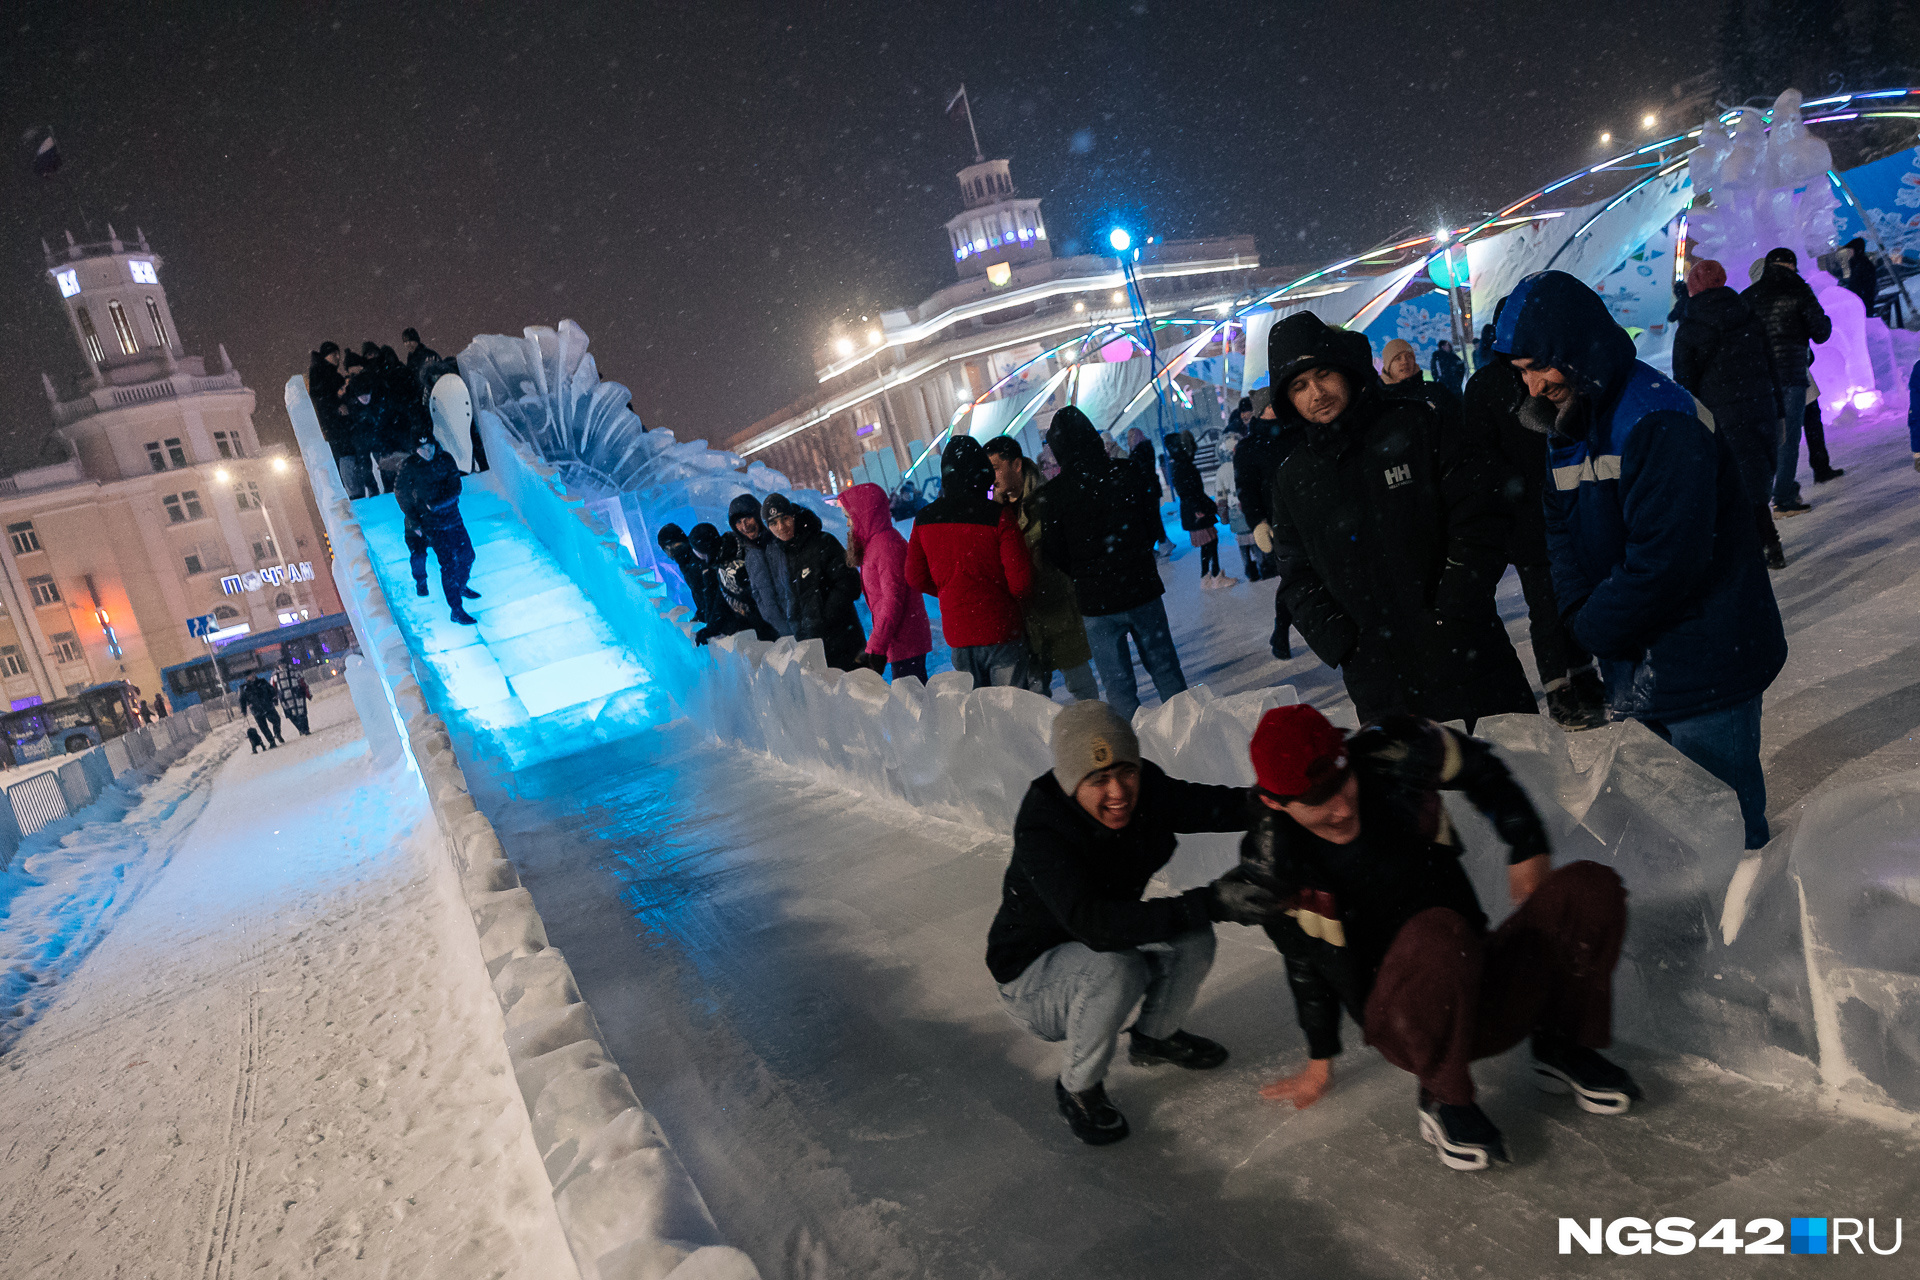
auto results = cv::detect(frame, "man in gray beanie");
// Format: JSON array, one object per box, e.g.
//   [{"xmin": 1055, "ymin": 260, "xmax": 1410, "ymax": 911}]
[{"xmin": 985, "ymin": 700, "xmax": 1285, "ymax": 1145}]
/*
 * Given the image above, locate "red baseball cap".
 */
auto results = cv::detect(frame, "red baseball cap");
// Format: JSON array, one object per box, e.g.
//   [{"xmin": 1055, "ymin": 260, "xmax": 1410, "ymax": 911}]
[{"xmin": 1249, "ymin": 705, "xmax": 1351, "ymax": 801}]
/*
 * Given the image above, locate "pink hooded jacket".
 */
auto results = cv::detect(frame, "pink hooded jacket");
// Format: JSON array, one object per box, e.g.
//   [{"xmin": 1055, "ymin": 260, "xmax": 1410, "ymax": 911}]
[{"xmin": 840, "ymin": 484, "xmax": 934, "ymax": 664}]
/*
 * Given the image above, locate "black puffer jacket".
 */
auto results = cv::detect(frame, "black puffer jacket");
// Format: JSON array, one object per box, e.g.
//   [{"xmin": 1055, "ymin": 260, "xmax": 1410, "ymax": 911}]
[
  {"xmin": 1265, "ymin": 312, "xmax": 1533, "ymax": 725},
  {"xmin": 1672, "ymin": 285, "xmax": 1783, "ymax": 506},
  {"xmin": 1037, "ymin": 407, "xmax": 1166, "ymax": 617},
  {"xmin": 986, "ymin": 761, "xmax": 1248, "ymax": 984},
  {"xmin": 1232, "ymin": 416, "xmax": 1300, "ymax": 530},
  {"xmin": 783, "ymin": 506, "xmax": 866, "ymax": 669},
  {"xmin": 394, "ymin": 450, "xmax": 462, "ymax": 526},
  {"xmin": 1460, "ymin": 358, "xmax": 1547, "ymax": 565},
  {"xmin": 307, "ymin": 354, "xmax": 348, "ymax": 447},
  {"xmin": 1237, "ymin": 716, "xmax": 1548, "ymax": 1058},
  {"xmin": 1741, "ymin": 263, "xmax": 1831, "ymax": 379},
  {"xmin": 1168, "ymin": 436, "xmax": 1217, "ymax": 531}
]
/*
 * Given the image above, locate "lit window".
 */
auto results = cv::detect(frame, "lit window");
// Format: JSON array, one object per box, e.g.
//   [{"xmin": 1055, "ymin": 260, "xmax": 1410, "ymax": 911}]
[
  {"xmin": 129, "ymin": 259, "xmax": 158, "ymax": 284},
  {"xmin": 77, "ymin": 307, "xmax": 105, "ymax": 364},
  {"xmin": 0, "ymin": 647, "xmax": 26, "ymax": 678},
  {"xmin": 146, "ymin": 296, "xmax": 169, "ymax": 349},
  {"xmin": 183, "ymin": 552, "xmax": 204, "ymax": 576},
  {"xmin": 28, "ymin": 575, "xmax": 60, "ymax": 606},
  {"xmin": 7, "ymin": 522, "xmax": 40, "ymax": 555},
  {"xmin": 55, "ymin": 269, "xmax": 79, "ymax": 297},
  {"xmin": 166, "ymin": 438, "xmax": 187, "ymax": 468},
  {"xmin": 108, "ymin": 299, "xmax": 139, "ymax": 354},
  {"xmin": 51, "ymin": 632, "xmax": 83, "ymax": 664}
]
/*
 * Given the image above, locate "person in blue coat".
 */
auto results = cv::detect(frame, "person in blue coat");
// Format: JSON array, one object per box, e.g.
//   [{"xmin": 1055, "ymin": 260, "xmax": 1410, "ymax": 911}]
[{"xmin": 1497, "ymin": 271, "xmax": 1787, "ymax": 850}]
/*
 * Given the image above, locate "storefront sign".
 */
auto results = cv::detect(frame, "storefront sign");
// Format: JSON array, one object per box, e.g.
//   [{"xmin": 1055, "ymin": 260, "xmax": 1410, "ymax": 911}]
[{"xmin": 220, "ymin": 561, "xmax": 315, "ymax": 595}]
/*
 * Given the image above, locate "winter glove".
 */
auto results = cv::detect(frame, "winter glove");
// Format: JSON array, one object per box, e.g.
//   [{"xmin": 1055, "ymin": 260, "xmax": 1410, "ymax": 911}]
[
  {"xmin": 694, "ymin": 626, "xmax": 715, "ymax": 647},
  {"xmin": 1253, "ymin": 521, "xmax": 1274, "ymax": 554},
  {"xmin": 1207, "ymin": 877, "xmax": 1285, "ymax": 925},
  {"xmin": 855, "ymin": 652, "xmax": 888, "ymax": 675}
]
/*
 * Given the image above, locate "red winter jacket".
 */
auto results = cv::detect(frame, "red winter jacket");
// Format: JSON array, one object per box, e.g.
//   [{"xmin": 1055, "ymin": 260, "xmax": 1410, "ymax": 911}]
[{"xmin": 905, "ymin": 490, "xmax": 1034, "ymax": 647}]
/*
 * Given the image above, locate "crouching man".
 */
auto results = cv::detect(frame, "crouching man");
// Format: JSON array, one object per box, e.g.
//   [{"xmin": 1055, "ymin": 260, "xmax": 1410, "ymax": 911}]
[
  {"xmin": 1242, "ymin": 705, "xmax": 1636, "ymax": 1171},
  {"xmin": 987, "ymin": 701, "xmax": 1285, "ymax": 1146}
]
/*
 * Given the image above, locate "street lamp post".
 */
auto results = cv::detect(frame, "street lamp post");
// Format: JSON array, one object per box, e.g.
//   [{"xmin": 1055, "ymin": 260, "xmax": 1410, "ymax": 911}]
[{"xmin": 1110, "ymin": 228, "xmax": 1168, "ymax": 440}]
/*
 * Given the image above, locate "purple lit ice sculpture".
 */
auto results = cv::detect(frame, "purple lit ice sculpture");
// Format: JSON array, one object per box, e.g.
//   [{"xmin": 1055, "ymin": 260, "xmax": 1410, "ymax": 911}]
[{"xmin": 1687, "ymin": 90, "xmax": 1878, "ymax": 408}]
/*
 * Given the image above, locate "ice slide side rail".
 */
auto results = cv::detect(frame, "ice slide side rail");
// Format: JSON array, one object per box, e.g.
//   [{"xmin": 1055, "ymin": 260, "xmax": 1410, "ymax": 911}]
[
  {"xmin": 283, "ymin": 378, "xmax": 760, "ymax": 1280},
  {"xmin": 462, "ymin": 399, "xmax": 1920, "ymax": 1119}
]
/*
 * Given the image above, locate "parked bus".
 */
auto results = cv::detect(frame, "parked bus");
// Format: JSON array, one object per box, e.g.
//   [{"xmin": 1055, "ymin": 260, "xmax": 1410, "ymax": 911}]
[
  {"xmin": 0, "ymin": 681, "xmax": 139, "ymax": 766},
  {"xmin": 161, "ymin": 612, "xmax": 358, "ymax": 708}
]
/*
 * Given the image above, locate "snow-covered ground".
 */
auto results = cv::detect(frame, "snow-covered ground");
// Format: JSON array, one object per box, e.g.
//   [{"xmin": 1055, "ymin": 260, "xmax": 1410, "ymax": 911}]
[
  {"xmin": 462, "ymin": 407, "xmax": 1920, "ymax": 1277},
  {"xmin": 0, "ymin": 690, "xmax": 577, "ymax": 1279}
]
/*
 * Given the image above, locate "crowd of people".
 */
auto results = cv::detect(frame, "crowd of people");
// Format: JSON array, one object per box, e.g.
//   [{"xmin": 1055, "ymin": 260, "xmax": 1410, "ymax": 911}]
[{"xmin": 649, "ymin": 261, "xmax": 1897, "ymax": 1163}]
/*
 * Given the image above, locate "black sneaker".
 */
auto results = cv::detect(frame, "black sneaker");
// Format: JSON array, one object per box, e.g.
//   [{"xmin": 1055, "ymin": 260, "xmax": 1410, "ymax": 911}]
[
  {"xmin": 1545, "ymin": 683, "xmax": 1605, "ymax": 730},
  {"xmin": 1416, "ymin": 1090, "xmax": 1509, "ymax": 1171},
  {"xmin": 1813, "ymin": 468, "xmax": 1845, "ymax": 483},
  {"xmin": 1773, "ymin": 501, "xmax": 1812, "ymax": 517},
  {"xmin": 1765, "ymin": 542, "xmax": 1787, "ymax": 571},
  {"xmin": 449, "ymin": 607, "xmax": 479, "ymax": 626},
  {"xmin": 1532, "ymin": 1034, "xmax": 1642, "ymax": 1114},
  {"xmin": 1055, "ymin": 1079, "xmax": 1129, "ymax": 1146},
  {"xmin": 1127, "ymin": 1028, "xmax": 1229, "ymax": 1070},
  {"xmin": 415, "ymin": 581, "xmax": 429, "ymax": 597}
]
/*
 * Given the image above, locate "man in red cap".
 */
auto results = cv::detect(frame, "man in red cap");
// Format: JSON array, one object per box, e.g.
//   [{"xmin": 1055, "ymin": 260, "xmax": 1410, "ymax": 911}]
[{"xmin": 1234, "ymin": 704, "xmax": 1634, "ymax": 1171}]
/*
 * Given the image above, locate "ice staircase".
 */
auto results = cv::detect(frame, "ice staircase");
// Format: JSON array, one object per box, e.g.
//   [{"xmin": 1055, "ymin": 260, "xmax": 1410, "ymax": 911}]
[{"xmin": 356, "ymin": 476, "xmax": 661, "ymax": 770}]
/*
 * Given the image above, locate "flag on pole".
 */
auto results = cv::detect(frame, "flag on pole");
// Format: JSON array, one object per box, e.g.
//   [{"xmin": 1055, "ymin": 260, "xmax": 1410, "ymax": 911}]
[{"xmin": 946, "ymin": 86, "xmax": 983, "ymax": 162}]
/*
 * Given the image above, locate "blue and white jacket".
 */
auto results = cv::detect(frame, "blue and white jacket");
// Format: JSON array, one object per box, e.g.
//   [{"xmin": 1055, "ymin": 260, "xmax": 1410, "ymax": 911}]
[{"xmin": 1497, "ymin": 271, "xmax": 1786, "ymax": 722}]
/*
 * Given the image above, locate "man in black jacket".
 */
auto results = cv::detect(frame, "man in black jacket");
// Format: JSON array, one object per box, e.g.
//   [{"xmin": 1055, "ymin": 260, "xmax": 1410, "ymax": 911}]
[
  {"xmin": 763, "ymin": 493, "xmax": 865, "ymax": 670},
  {"xmin": 1674, "ymin": 258, "xmax": 1788, "ymax": 569},
  {"xmin": 1239, "ymin": 705, "xmax": 1633, "ymax": 1171},
  {"xmin": 1461, "ymin": 320, "xmax": 1606, "ymax": 729},
  {"xmin": 989, "ymin": 700, "xmax": 1283, "ymax": 1145},
  {"xmin": 1741, "ymin": 247, "xmax": 1831, "ymax": 515},
  {"xmin": 395, "ymin": 434, "xmax": 479, "ymax": 624},
  {"xmin": 1038, "ymin": 407, "xmax": 1188, "ymax": 723},
  {"xmin": 401, "ymin": 327, "xmax": 441, "ymax": 393},
  {"xmin": 1237, "ymin": 392, "xmax": 1300, "ymax": 658},
  {"xmin": 1266, "ymin": 312, "xmax": 1535, "ymax": 728}
]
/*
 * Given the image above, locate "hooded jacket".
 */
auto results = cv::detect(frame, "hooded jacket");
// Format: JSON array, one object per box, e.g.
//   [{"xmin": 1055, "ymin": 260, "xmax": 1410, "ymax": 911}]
[
  {"xmin": 1264, "ymin": 311, "xmax": 1534, "ymax": 725},
  {"xmin": 842, "ymin": 482, "xmax": 933, "ymax": 663},
  {"xmin": 1168, "ymin": 434, "xmax": 1217, "ymax": 532},
  {"xmin": 1672, "ymin": 285, "xmax": 1784, "ymax": 506},
  {"xmin": 1740, "ymin": 263, "xmax": 1832, "ymax": 379},
  {"xmin": 1231, "ymin": 414, "xmax": 1300, "ymax": 531},
  {"xmin": 688, "ymin": 523, "xmax": 762, "ymax": 641},
  {"xmin": 1497, "ymin": 270, "xmax": 1787, "ymax": 720},
  {"xmin": 1036, "ymin": 407, "xmax": 1166, "ymax": 617},
  {"xmin": 730, "ymin": 492, "xmax": 795, "ymax": 636},
  {"xmin": 906, "ymin": 437, "xmax": 1033, "ymax": 647},
  {"xmin": 781, "ymin": 504, "xmax": 866, "ymax": 670}
]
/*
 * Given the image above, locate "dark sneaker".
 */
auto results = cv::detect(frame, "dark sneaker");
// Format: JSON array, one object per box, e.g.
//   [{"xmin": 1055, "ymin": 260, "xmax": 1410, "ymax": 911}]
[
  {"xmin": 1420, "ymin": 1090, "xmax": 1505, "ymax": 1174},
  {"xmin": 1765, "ymin": 542, "xmax": 1787, "ymax": 571},
  {"xmin": 415, "ymin": 581, "xmax": 429, "ymax": 597},
  {"xmin": 1128, "ymin": 1028, "xmax": 1229, "ymax": 1070},
  {"xmin": 449, "ymin": 608, "xmax": 479, "ymax": 626},
  {"xmin": 462, "ymin": 587, "xmax": 481, "ymax": 599},
  {"xmin": 1417, "ymin": 1090, "xmax": 1509, "ymax": 1170},
  {"xmin": 1813, "ymin": 468, "xmax": 1844, "ymax": 483},
  {"xmin": 1546, "ymin": 684, "xmax": 1605, "ymax": 730},
  {"xmin": 1773, "ymin": 501, "xmax": 1812, "ymax": 517},
  {"xmin": 1532, "ymin": 1035, "xmax": 1642, "ymax": 1114},
  {"xmin": 1055, "ymin": 1079, "xmax": 1129, "ymax": 1146}
]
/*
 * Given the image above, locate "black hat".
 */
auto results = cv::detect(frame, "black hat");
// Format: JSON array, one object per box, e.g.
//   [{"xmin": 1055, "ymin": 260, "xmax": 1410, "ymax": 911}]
[
  {"xmin": 1765, "ymin": 246, "xmax": 1798, "ymax": 267},
  {"xmin": 941, "ymin": 436, "xmax": 994, "ymax": 497},
  {"xmin": 402, "ymin": 327, "xmax": 421, "ymax": 343},
  {"xmin": 655, "ymin": 523, "xmax": 688, "ymax": 550},
  {"xmin": 318, "ymin": 340, "xmax": 340, "ymax": 357},
  {"xmin": 760, "ymin": 491, "xmax": 797, "ymax": 522},
  {"xmin": 343, "ymin": 352, "xmax": 365, "ymax": 370},
  {"xmin": 1266, "ymin": 312, "xmax": 1377, "ymax": 420}
]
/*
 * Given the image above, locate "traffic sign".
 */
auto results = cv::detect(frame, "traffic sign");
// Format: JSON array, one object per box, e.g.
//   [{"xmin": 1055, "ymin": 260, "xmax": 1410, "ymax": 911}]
[{"xmin": 187, "ymin": 614, "xmax": 218, "ymax": 637}]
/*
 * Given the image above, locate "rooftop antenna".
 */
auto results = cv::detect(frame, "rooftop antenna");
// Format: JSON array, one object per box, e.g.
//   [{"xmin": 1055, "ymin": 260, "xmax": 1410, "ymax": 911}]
[{"xmin": 946, "ymin": 85, "xmax": 985, "ymax": 164}]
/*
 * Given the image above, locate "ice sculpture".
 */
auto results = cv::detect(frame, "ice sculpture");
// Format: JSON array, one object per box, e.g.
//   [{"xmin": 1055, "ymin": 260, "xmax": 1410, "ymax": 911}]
[
  {"xmin": 1687, "ymin": 90, "xmax": 1877, "ymax": 404},
  {"xmin": 456, "ymin": 321, "xmax": 845, "ymax": 582}
]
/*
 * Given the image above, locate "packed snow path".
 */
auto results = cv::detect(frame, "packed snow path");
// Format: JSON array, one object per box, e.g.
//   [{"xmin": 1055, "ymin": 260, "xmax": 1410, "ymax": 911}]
[
  {"xmin": 0, "ymin": 692, "xmax": 576, "ymax": 1279},
  {"xmin": 453, "ymin": 409, "xmax": 1920, "ymax": 1277}
]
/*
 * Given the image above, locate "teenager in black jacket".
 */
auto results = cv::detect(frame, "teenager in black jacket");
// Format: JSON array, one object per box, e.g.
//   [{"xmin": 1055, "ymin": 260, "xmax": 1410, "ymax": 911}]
[
  {"xmin": 762, "ymin": 493, "xmax": 865, "ymax": 671},
  {"xmin": 396, "ymin": 435, "xmax": 479, "ymax": 624},
  {"xmin": 1238, "ymin": 706, "xmax": 1633, "ymax": 1172},
  {"xmin": 988, "ymin": 701, "xmax": 1283, "ymax": 1145}
]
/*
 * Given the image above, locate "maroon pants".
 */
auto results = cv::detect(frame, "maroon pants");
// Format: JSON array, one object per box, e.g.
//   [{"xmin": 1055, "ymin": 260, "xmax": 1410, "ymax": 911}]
[{"xmin": 1361, "ymin": 861, "xmax": 1627, "ymax": 1105}]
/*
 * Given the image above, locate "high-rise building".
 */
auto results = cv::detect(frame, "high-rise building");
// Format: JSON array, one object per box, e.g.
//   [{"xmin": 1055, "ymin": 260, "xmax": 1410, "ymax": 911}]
[{"xmin": 0, "ymin": 227, "xmax": 342, "ymax": 709}]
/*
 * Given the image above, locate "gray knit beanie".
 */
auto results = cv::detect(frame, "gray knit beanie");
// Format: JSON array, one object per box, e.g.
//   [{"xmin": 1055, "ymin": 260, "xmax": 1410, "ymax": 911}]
[{"xmin": 1051, "ymin": 700, "xmax": 1141, "ymax": 793}]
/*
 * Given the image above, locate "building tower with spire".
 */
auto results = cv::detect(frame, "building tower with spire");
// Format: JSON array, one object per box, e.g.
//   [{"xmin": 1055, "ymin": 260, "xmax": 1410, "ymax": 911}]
[
  {"xmin": 944, "ymin": 158, "xmax": 1051, "ymax": 281},
  {"xmin": 0, "ymin": 228, "xmax": 343, "ymax": 719}
]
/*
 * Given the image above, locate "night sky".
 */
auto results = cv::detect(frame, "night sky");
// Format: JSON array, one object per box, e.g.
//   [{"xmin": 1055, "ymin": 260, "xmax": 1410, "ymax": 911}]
[{"xmin": 0, "ymin": 1, "xmax": 1710, "ymax": 472}]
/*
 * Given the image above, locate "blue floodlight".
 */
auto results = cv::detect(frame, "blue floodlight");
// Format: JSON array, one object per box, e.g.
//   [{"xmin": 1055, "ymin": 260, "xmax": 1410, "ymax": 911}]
[{"xmin": 1109, "ymin": 228, "xmax": 1132, "ymax": 253}]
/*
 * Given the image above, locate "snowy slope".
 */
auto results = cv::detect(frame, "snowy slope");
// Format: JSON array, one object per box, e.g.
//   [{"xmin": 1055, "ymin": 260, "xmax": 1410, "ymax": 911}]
[{"xmin": 0, "ymin": 692, "xmax": 577, "ymax": 1279}]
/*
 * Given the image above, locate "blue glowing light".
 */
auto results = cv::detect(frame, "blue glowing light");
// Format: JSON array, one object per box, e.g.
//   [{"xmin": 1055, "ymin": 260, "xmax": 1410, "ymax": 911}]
[{"xmin": 1109, "ymin": 228, "xmax": 1131, "ymax": 253}]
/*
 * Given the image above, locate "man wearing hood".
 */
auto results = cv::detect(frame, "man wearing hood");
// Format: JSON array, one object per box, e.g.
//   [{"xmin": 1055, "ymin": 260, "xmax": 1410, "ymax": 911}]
[
  {"xmin": 1265, "ymin": 312, "xmax": 1534, "ymax": 728},
  {"xmin": 1499, "ymin": 270, "xmax": 1787, "ymax": 851},
  {"xmin": 395, "ymin": 434, "xmax": 480, "ymax": 625},
  {"xmin": 762, "ymin": 493, "xmax": 866, "ymax": 671},
  {"xmin": 1742, "ymin": 247, "xmax": 1832, "ymax": 515},
  {"xmin": 729, "ymin": 492, "xmax": 796, "ymax": 637},
  {"xmin": 906, "ymin": 436, "xmax": 1034, "ymax": 687},
  {"xmin": 1673, "ymin": 259, "xmax": 1789, "ymax": 570},
  {"xmin": 1038, "ymin": 407, "xmax": 1189, "ymax": 723}
]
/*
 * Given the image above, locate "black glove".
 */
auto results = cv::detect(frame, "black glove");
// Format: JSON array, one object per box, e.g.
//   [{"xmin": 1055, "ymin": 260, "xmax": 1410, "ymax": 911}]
[
  {"xmin": 1207, "ymin": 877, "xmax": 1284, "ymax": 925},
  {"xmin": 855, "ymin": 652, "xmax": 888, "ymax": 674}
]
